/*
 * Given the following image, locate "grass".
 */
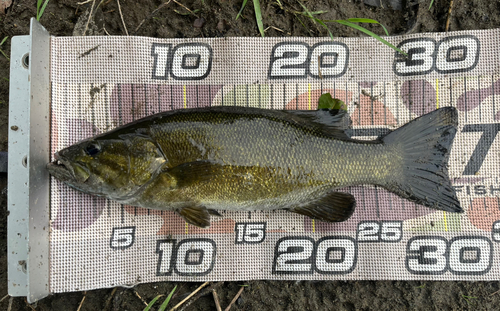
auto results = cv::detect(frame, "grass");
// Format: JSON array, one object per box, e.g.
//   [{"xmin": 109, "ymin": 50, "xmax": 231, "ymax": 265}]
[
  {"xmin": 296, "ymin": 1, "xmax": 407, "ymax": 56},
  {"xmin": 143, "ymin": 285, "xmax": 177, "ymax": 311},
  {"xmin": 0, "ymin": 36, "xmax": 8, "ymax": 61},
  {"xmin": 236, "ymin": 0, "xmax": 265, "ymax": 37},
  {"xmin": 235, "ymin": 0, "xmax": 407, "ymax": 55},
  {"xmin": 237, "ymin": 1, "xmax": 408, "ymax": 55},
  {"xmin": 36, "ymin": 0, "xmax": 50, "ymax": 21},
  {"xmin": 462, "ymin": 295, "xmax": 477, "ymax": 303},
  {"xmin": 429, "ymin": 0, "xmax": 435, "ymax": 10}
]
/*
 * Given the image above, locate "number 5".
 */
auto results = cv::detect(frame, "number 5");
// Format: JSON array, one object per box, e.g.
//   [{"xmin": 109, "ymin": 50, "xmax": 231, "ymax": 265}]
[{"xmin": 110, "ymin": 227, "xmax": 136, "ymax": 250}]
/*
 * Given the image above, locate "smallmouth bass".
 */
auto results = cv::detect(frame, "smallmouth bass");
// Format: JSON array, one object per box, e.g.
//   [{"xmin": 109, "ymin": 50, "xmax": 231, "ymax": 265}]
[{"xmin": 47, "ymin": 106, "xmax": 462, "ymax": 228}]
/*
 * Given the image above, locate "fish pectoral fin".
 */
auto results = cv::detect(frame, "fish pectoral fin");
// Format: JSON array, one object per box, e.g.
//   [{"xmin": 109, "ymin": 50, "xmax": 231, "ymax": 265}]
[
  {"xmin": 168, "ymin": 161, "xmax": 219, "ymax": 187},
  {"xmin": 207, "ymin": 209, "xmax": 222, "ymax": 217},
  {"xmin": 177, "ymin": 204, "xmax": 211, "ymax": 228},
  {"xmin": 288, "ymin": 192, "xmax": 356, "ymax": 222}
]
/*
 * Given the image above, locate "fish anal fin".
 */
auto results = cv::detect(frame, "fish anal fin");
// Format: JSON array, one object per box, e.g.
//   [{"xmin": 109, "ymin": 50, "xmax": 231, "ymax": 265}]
[
  {"xmin": 289, "ymin": 192, "xmax": 356, "ymax": 222},
  {"xmin": 178, "ymin": 205, "xmax": 211, "ymax": 228}
]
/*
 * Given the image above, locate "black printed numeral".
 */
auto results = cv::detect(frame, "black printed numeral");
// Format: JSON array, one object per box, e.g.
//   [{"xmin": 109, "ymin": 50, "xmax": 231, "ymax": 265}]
[
  {"xmin": 110, "ymin": 226, "xmax": 136, "ymax": 250},
  {"xmin": 491, "ymin": 221, "xmax": 500, "ymax": 242},
  {"xmin": 405, "ymin": 236, "xmax": 492, "ymax": 275},
  {"xmin": 151, "ymin": 43, "xmax": 213, "ymax": 80},
  {"xmin": 268, "ymin": 42, "xmax": 349, "ymax": 79},
  {"xmin": 272, "ymin": 236, "xmax": 357, "ymax": 275},
  {"xmin": 461, "ymin": 124, "xmax": 500, "ymax": 175},
  {"xmin": 156, "ymin": 239, "xmax": 216, "ymax": 276},
  {"xmin": 393, "ymin": 35, "xmax": 480, "ymax": 76},
  {"xmin": 235, "ymin": 222, "xmax": 267, "ymax": 244},
  {"xmin": 356, "ymin": 221, "xmax": 403, "ymax": 243}
]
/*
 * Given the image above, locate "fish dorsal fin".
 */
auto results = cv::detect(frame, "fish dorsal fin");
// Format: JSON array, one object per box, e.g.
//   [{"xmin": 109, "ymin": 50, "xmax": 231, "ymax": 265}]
[
  {"xmin": 178, "ymin": 204, "xmax": 211, "ymax": 228},
  {"xmin": 284, "ymin": 109, "xmax": 351, "ymax": 139},
  {"xmin": 288, "ymin": 191, "xmax": 356, "ymax": 222}
]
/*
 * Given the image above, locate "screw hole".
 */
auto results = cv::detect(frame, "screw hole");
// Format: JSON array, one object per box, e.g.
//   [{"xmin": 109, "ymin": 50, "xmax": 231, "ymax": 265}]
[
  {"xmin": 22, "ymin": 156, "xmax": 27, "ymax": 168},
  {"xmin": 18, "ymin": 260, "xmax": 27, "ymax": 274},
  {"xmin": 22, "ymin": 53, "xmax": 29, "ymax": 69}
]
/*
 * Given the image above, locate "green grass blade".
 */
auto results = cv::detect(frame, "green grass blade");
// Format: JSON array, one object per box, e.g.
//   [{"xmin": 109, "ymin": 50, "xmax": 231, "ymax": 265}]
[
  {"xmin": 346, "ymin": 18, "xmax": 380, "ymax": 23},
  {"xmin": 297, "ymin": 1, "xmax": 317, "ymax": 25},
  {"xmin": 0, "ymin": 50, "xmax": 9, "ymax": 61},
  {"xmin": 313, "ymin": 18, "xmax": 334, "ymax": 40},
  {"xmin": 300, "ymin": 10, "xmax": 328, "ymax": 16},
  {"xmin": 253, "ymin": 0, "xmax": 264, "ymax": 37},
  {"xmin": 236, "ymin": 0, "xmax": 248, "ymax": 20},
  {"xmin": 429, "ymin": 0, "xmax": 435, "ymax": 10},
  {"xmin": 0, "ymin": 36, "xmax": 8, "ymax": 46},
  {"xmin": 332, "ymin": 20, "xmax": 407, "ymax": 55},
  {"xmin": 158, "ymin": 285, "xmax": 177, "ymax": 311},
  {"xmin": 37, "ymin": 0, "xmax": 50, "ymax": 21},
  {"xmin": 347, "ymin": 18, "xmax": 389, "ymax": 36},
  {"xmin": 144, "ymin": 295, "xmax": 164, "ymax": 311},
  {"xmin": 379, "ymin": 23, "xmax": 389, "ymax": 36},
  {"xmin": 294, "ymin": 15, "xmax": 309, "ymax": 34}
]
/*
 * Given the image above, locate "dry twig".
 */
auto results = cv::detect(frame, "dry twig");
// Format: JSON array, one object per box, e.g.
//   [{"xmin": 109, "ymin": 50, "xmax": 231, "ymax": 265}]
[
  {"xmin": 213, "ymin": 289, "xmax": 222, "ymax": 311},
  {"xmin": 133, "ymin": 0, "xmax": 172, "ymax": 35},
  {"xmin": 134, "ymin": 290, "xmax": 148, "ymax": 306},
  {"xmin": 76, "ymin": 292, "xmax": 87, "ymax": 311},
  {"xmin": 224, "ymin": 286, "xmax": 245, "ymax": 311},
  {"xmin": 177, "ymin": 282, "xmax": 224, "ymax": 311},
  {"xmin": 83, "ymin": 0, "xmax": 96, "ymax": 36},
  {"xmin": 0, "ymin": 295, "xmax": 9, "ymax": 304},
  {"xmin": 24, "ymin": 298, "xmax": 36, "ymax": 311},
  {"xmin": 7, "ymin": 296, "xmax": 13, "ymax": 311},
  {"xmin": 104, "ymin": 287, "xmax": 118, "ymax": 311},
  {"xmin": 169, "ymin": 282, "xmax": 209, "ymax": 311},
  {"xmin": 490, "ymin": 288, "xmax": 500, "ymax": 296},
  {"xmin": 445, "ymin": 0, "xmax": 454, "ymax": 32},
  {"xmin": 172, "ymin": 0, "xmax": 199, "ymax": 18},
  {"xmin": 116, "ymin": 0, "xmax": 129, "ymax": 35}
]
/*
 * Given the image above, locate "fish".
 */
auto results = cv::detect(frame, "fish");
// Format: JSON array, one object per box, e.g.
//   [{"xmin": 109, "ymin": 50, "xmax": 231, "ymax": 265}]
[{"xmin": 47, "ymin": 106, "xmax": 462, "ymax": 228}]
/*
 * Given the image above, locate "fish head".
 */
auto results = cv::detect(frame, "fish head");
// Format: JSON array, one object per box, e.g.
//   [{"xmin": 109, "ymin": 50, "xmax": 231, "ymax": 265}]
[{"xmin": 47, "ymin": 135, "xmax": 166, "ymax": 200}]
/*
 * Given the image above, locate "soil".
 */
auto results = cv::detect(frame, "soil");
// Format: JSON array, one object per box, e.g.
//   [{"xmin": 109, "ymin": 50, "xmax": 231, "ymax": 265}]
[{"xmin": 1, "ymin": 0, "xmax": 500, "ymax": 310}]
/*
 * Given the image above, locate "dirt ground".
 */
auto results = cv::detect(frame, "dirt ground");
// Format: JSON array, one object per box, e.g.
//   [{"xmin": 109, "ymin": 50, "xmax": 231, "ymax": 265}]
[{"xmin": 2, "ymin": 0, "xmax": 500, "ymax": 310}]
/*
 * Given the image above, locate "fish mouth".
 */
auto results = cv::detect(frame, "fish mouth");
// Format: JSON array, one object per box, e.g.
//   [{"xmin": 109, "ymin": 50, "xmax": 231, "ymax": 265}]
[{"xmin": 46, "ymin": 153, "xmax": 89, "ymax": 183}]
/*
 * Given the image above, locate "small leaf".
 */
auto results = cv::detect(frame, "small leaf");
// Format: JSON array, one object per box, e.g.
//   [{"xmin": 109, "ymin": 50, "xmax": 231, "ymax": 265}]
[
  {"xmin": 318, "ymin": 93, "xmax": 346, "ymax": 110},
  {"xmin": 144, "ymin": 295, "xmax": 164, "ymax": 311}
]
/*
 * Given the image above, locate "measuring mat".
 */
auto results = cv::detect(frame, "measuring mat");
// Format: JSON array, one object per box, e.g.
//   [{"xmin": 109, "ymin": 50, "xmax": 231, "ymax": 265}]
[{"xmin": 8, "ymin": 19, "xmax": 500, "ymax": 301}]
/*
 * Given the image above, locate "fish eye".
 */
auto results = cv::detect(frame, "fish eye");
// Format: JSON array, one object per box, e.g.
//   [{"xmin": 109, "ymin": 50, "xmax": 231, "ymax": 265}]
[{"xmin": 85, "ymin": 142, "xmax": 101, "ymax": 156}]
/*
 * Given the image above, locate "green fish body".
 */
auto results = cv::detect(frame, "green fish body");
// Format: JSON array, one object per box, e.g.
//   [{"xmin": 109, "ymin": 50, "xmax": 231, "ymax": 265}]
[{"xmin": 47, "ymin": 106, "xmax": 462, "ymax": 228}]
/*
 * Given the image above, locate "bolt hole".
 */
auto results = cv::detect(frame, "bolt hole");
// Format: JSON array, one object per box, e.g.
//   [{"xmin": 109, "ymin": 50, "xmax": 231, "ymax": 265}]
[
  {"xmin": 18, "ymin": 260, "xmax": 27, "ymax": 274},
  {"xmin": 22, "ymin": 156, "xmax": 27, "ymax": 168},
  {"xmin": 22, "ymin": 53, "xmax": 29, "ymax": 69}
]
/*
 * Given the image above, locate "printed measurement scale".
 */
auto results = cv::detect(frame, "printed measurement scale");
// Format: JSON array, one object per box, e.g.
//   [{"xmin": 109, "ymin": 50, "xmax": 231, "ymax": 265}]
[{"xmin": 8, "ymin": 19, "xmax": 500, "ymax": 302}]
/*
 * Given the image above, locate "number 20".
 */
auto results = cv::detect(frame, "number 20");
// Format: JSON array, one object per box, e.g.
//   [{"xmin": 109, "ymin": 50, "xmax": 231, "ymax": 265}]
[{"xmin": 268, "ymin": 42, "xmax": 349, "ymax": 79}]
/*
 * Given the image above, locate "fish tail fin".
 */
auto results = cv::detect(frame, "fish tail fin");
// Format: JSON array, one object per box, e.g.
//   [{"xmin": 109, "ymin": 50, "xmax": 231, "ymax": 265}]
[{"xmin": 382, "ymin": 107, "xmax": 463, "ymax": 213}]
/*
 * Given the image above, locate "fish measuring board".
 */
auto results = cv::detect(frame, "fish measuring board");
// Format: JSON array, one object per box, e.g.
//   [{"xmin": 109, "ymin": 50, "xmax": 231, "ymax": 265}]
[{"xmin": 48, "ymin": 30, "xmax": 500, "ymax": 293}]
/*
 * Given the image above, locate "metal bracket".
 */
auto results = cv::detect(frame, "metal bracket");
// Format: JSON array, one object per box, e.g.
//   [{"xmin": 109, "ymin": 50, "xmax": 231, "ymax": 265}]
[{"xmin": 8, "ymin": 18, "xmax": 51, "ymax": 303}]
